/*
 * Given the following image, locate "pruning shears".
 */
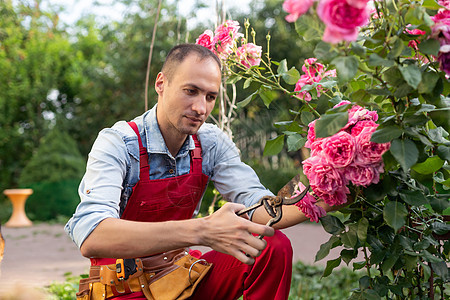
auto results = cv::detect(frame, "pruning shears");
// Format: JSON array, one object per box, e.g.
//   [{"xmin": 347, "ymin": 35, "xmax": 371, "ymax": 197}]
[{"xmin": 236, "ymin": 175, "xmax": 309, "ymax": 238}]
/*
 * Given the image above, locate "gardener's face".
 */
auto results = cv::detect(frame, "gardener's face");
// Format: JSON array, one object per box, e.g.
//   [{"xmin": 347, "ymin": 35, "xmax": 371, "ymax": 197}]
[{"xmin": 155, "ymin": 54, "xmax": 221, "ymax": 140}]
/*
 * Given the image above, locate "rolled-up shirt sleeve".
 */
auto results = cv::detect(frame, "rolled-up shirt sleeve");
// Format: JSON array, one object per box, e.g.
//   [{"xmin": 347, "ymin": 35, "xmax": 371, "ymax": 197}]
[
  {"xmin": 209, "ymin": 128, "xmax": 274, "ymax": 218},
  {"xmin": 64, "ymin": 128, "xmax": 129, "ymax": 248}
]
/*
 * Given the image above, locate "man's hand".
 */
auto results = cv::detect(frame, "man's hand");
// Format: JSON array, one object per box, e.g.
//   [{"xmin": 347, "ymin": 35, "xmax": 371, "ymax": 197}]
[{"xmin": 198, "ymin": 202, "xmax": 274, "ymax": 265}]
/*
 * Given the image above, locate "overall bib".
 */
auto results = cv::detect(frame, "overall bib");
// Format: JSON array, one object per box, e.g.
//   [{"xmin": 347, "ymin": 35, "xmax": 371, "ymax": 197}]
[{"xmin": 84, "ymin": 122, "xmax": 293, "ymax": 300}]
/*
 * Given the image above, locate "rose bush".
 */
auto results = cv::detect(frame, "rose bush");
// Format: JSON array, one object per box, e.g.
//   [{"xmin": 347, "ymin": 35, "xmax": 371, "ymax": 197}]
[{"xmin": 197, "ymin": 0, "xmax": 449, "ymax": 297}]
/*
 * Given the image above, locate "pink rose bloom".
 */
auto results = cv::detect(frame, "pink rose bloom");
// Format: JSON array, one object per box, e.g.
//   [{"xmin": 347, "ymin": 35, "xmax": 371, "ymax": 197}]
[
  {"xmin": 302, "ymin": 58, "xmax": 325, "ymax": 76},
  {"xmin": 431, "ymin": 10, "xmax": 450, "ymax": 46},
  {"xmin": 304, "ymin": 120, "xmax": 317, "ymax": 148},
  {"xmin": 344, "ymin": 162, "xmax": 383, "ymax": 186},
  {"xmin": 303, "ymin": 155, "xmax": 347, "ymax": 194},
  {"xmin": 405, "ymin": 26, "xmax": 426, "ymax": 50},
  {"xmin": 236, "ymin": 43, "xmax": 262, "ymax": 68},
  {"xmin": 334, "ymin": 100, "xmax": 351, "ymax": 107},
  {"xmin": 292, "ymin": 182, "xmax": 326, "ymax": 223},
  {"xmin": 322, "ymin": 131, "xmax": 356, "ymax": 168},
  {"xmin": 439, "ymin": 0, "xmax": 450, "ymax": 10},
  {"xmin": 294, "ymin": 74, "xmax": 316, "ymax": 101},
  {"xmin": 438, "ymin": 45, "xmax": 450, "ymax": 75},
  {"xmin": 213, "ymin": 20, "xmax": 243, "ymax": 57},
  {"xmin": 350, "ymin": 120, "xmax": 378, "ymax": 136},
  {"xmin": 283, "ymin": 0, "xmax": 314, "ymax": 23},
  {"xmin": 196, "ymin": 30, "xmax": 214, "ymax": 51},
  {"xmin": 317, "ymin": 0, "xmax": 370, "ymax": 43},
  {"xmin": 346, "ymin": 0, "xmax": 369, "ymax": 9},
  {"xmin": 354, "ymin": 126, "xmax": 390, "ymax": 165},
  {"xmin": 314, "ymin": 185, "xmax": 349, "ymax": 206}
]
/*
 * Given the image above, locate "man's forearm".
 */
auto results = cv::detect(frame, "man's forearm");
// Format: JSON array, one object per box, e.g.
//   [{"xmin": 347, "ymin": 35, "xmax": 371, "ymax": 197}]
[{"xmin": 80, "ymin": 217, "xmax": 203, "ymax": 258}]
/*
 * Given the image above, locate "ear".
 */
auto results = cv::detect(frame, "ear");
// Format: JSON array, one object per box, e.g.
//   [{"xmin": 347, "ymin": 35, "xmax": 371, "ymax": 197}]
[{"xmin": 155, "ymin": 72, "xmax": 165, "ymax": 96}]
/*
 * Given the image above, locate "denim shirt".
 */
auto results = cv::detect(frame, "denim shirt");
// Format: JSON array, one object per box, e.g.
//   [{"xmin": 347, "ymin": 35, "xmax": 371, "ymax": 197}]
[{"xmin": 65, "ymin": 105, "xmax": 274, "ymax": 248}]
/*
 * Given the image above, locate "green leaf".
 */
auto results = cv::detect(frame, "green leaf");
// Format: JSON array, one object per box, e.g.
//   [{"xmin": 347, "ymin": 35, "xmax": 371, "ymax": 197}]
[
  {"xmin": 399, "ymin": 190, "xmax": 429, "ymax": 206},
  {"xmin": 258, "ymin": 87, "xmax": 277, "ymax": 108},
  {"xmin": 236, "ymin": 92, "xmax": 257, "ymax": 108},
  {"xmin": 287, "ymin": 134, "xmax": 306, "ymax": 152},
  {"xmin": 357, "ymin": 217, "xmax": 369, "ymax": 242},
  {"xmin": 371, "ymin": 126, "xmax": 403, "ymax": 143},
  {"xmin": 429, "ymin": 196, "xmax": 450, "ymax": 213},
  {"xmin": 381, "ymin": 252, "xmax": 400, "ymax": 273},
  {"xmin": 331, "ymin": 56, "xmax": 359, "ymax": 83},
  {"xmin": 277, "ymin": 59, "xmax": 288, "ymax": 75},
  {"xmin": 320, "ymin": 214, "xmax": 345, "ymax": 235},
  {"xmin": 387, "ymin": 37, "xmax": 405, "ymax": 59},
  {"xmin": 423, "ymin": 0, "xmax": 444, "ymax": 9},
  {"xmin": 314, "ymin": 112, "xmax": 348, "ymax": 138},
  {"xmin": 282, "ymin": 67, "xmax": 300, "ymax": 85},
  {"xmin": 390, "ymin": 139, "xmax": 419, "ymax": 171},
  {"xmin": 421, "ymin": 250, "xmax": 442, "ymax": 263},
  {"xmin": 243, "ymin": 77, "xmax": 252, "ymax": 89},
  {"xmin": 300, "ymin": 111, "xmax": 315, "ymax": 125},
  {"xmin": 429, "ymin": 127, "xmax": 450, "ymax": 144},
  {"xmin": 322, "ymin": 257, "xmax": 341, "ymax": 278},
  {"xmin": 315, "ymin": 235, "xmax": 340, "ymax": 262},
  {"xmin": 341, "ymin": 228, "xmax": 358, "ymax": 248},
  {"xmin": 437, "ymin": 145, "xmax": 450, "ymax": 161},
  {"xmin": 314, "ymin": 41, "xmax": 336, "ymax": 61},
  {"xmin": 368, "ymin": 53, "xmax": 394, "ymax": 67},
  {"xmin": 412, "ymin": 156, "xmax": 444, "ymax": 174},
  {"xmin": 263, "ymin": 135, "xmax": 284, "ymax": 156},
  {"xmin": 341, "ymin": 249, "xmax": 357, "ymax": 265},
  {"xmin": 382, "ymin": 67, "xmax": 404, "ymax": 86},
  {"xmin": 418, "ymin": 39, "xmax": 441, "ymax": 56},
  {"xmin": 399, "ymin": 65, "xmax": 422, "ymax": 89},
  {"xmin": 362, "ymin": 289, "xmax": 382, "ymax": 300},
  {"xmin": 383, "ymin": 201, "xmax": 408, "ymax": 232},
  {"xmin": 419, "ymin": 261, "xmax": 432, "ymax": 282},
  {"xmin": 431, "ymin": 261, "xmax": 449, "ymax": 280}
]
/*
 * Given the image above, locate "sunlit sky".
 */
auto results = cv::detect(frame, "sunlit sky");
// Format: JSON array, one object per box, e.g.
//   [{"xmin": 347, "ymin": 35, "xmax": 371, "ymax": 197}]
[{"xmin": 40, "ymin": 0, "xmax": 252, "ymax": 28}]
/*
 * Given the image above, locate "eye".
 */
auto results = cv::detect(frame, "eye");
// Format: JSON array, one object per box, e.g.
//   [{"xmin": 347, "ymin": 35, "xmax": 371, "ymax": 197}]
[
  {"xmin": 185, "ymin": 89, "xmax": 197, "ymax": 95},
  {"xmin": 206, "ymin": 94, "xmax": 217, "ymax": 102}
]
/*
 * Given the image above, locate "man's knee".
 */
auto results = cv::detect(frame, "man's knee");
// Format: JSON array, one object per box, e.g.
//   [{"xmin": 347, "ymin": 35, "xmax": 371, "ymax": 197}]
[{"xmin": 263, "ymin": 230, "xmax": 293, "ymax": 261}]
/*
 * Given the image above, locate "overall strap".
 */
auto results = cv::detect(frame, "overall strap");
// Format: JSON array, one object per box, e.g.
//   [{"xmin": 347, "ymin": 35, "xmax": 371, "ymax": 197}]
[
  {"xmin": 128, "ymin": 122, "xmax": 150, "ymax": 182},
  {"xmin": 191, "ymin": 135, "xmax": 203, "ymax": 174}
]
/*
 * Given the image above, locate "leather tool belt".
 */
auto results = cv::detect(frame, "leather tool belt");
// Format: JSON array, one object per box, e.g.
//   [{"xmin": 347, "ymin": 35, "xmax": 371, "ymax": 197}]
[{"xmin": 77, "ymin": 249, "xmax": 211, "ymax": 300}]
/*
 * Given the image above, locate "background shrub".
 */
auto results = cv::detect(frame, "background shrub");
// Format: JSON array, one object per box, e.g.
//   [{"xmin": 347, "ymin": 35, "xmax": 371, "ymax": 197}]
[{"xmin": 17, "ymin": 127, "xmax": 85, "ymax": 221}]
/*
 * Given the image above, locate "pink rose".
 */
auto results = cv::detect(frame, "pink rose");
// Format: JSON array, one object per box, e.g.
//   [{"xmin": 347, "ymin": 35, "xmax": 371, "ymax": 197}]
[
  {"xmin": 283, "ymin": 0, "xmax": 314, "ymax": 23},
  {"xmin": 196, "ymin": 30, "xmax": 214, "ymax": 51},
  {"xmin": 350, "ymin": 120, "xmax": 378, "ymax": 136},
  {"xmin": 236, "ymin": 43, "xmax": 262, "ymax": 68},
  {"xmin": 431, "ymin": 10, "xmax": 450, "ymax": 46},
  {"xmin": 439, "ymin": 0, "xmax": 450, "ymax": 9},
  {"xmin": 314, "ymin": 185, "xmax": 350, "ymax": 206},
  {"xmin": 354, "ymin": 126, "xmax": 390, "ymax": 165},
  {"xmin": 317, "ymin": 0, "xmax": 370, "ymax": 43},
  {"xmin": 213, "ymin": 20, "xmax": 243, "ymax": 58},
  {"xmin": 344, "ymin": 162, "xmax": 383, "ymax": 186},
  {"xmin": 346, "ymin": 0, "xmax": 369, "ymax": 9},
  {"xmin": 302, "ymin": 58, "xmax": 325, "ymax": 76},
  {"xmin": 304, "ymin": 120, "xmax": 317, "ymax": 148},
  {"xmin": 303, "ymin": 155, "xmax": 347, "ymax": 194},
  {"xmin": 292, "ymin": 183, "xmax": 326, "ymax": 222},
  {"xmin": 438, "ymin": 45, "xmax": 450, "ymax": 75},
  {"xmin": 294, "ymin": 74, "xmax": 315, "ymax": 101},
  {"xmin": 322, "ymin": 131, "xmax": 356, "ymax": 168}
]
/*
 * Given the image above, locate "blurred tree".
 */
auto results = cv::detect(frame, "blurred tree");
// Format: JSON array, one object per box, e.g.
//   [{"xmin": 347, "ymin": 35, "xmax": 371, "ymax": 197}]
[{"xmin": 0, "ymin": 1, "xmax": 81, "ymax": 192}]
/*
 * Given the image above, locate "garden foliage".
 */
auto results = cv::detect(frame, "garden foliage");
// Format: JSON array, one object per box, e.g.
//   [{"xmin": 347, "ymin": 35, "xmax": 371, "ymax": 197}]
[{"xmin": 197, "ymin": 0, "xmax": 450, "ymax": 297}]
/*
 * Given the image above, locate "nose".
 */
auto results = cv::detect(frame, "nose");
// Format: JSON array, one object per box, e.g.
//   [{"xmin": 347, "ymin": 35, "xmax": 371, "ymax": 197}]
[{"xmin": 192, "ymin": 96, "xmax": 207, "ymax": 115}]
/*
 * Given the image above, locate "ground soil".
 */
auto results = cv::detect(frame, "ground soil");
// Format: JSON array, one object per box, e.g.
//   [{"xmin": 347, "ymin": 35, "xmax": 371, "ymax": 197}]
[{"xmin": 0, "ymin": 222, "xmax": 354, "ymax": 297}]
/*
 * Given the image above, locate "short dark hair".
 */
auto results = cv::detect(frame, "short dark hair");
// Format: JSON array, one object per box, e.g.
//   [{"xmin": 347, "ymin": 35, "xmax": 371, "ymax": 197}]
[{"xmin": 161, "ymin": 44, "xmax": 221, "ymax": 82}]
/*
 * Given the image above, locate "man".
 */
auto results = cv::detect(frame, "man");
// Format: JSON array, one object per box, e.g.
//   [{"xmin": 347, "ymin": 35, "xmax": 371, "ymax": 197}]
[{"xmin": 66, "ymin": 44, "xmax": 333, "ymax": 300}]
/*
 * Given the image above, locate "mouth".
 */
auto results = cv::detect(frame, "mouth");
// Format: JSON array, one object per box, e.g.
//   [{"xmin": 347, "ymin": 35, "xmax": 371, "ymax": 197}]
[{"xmin": 185, "ymin": 115, "xmax": 203, "ymax": 124}]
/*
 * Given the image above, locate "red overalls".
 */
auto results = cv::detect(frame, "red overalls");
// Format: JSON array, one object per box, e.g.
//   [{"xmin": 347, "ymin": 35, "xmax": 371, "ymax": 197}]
[{"xmin": 92, "ymin": 122, "xmax": 293, "ymax": 300}]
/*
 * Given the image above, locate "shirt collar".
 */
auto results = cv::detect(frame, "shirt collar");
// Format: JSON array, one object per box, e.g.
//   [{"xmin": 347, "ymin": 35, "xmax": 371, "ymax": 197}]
[{"xmin": 143, "ymin": 104, "xmax": 195, "ymax": 158}]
